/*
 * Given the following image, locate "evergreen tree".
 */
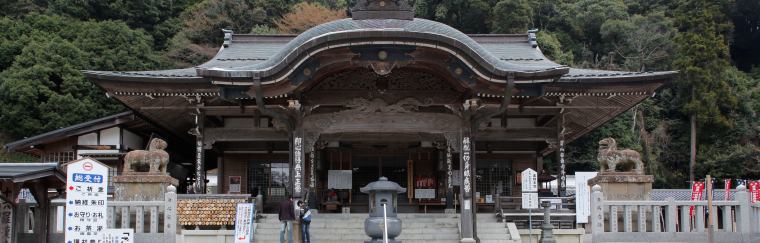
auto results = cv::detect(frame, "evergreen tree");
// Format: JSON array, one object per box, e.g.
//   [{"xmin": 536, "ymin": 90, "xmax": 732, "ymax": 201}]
[{"xmin": 672, "ymin": 0, "xmax": 737, "ymax": 182}]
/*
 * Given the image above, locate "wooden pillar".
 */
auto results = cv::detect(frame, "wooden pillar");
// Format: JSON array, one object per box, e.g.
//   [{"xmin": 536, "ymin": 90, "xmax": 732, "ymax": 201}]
[
  {"xmin": 9, "ymin": 185, "xmax": 20, "ymax": 243},
  {"xmin": 217, "ymin": 157, "xmax": 224, "ymax": 194},
  {"xmin": 557, "ymin": 114, "xmax": 567, "ymax": 197},
  {"xmin": 536, "ymin": 154, "xmax": 544, "ymax": 173},
  {"xmin": 290, "ymin": 128, "xmax": 306, "ymax": 199},
  {"xmin": 459, "ymin": 126, "xmax": 476, "ymax": 242},
  {"xmin": 446, "ymin": 144, "xmax": 454, "ymax": 209},
  {"xmin": 194, "ymin": 108, "xmax": 206, "ymax": 194},
  {"xmin": 30, "ymin": 184, "xmax": 49, "ymax": 243}
]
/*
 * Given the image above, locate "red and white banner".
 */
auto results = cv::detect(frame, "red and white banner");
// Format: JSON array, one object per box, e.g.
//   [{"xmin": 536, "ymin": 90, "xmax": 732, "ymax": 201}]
[
  {"xmin": 749, "ymin": 181, "xmax": 760, "ymax": 203},
  {"xmin": 724, "ymin": 179, "xmax": 731, "ymax": 201},
  {"xmin": 689, "ymin": 181, "xmax": 705, "ymax": 217}
]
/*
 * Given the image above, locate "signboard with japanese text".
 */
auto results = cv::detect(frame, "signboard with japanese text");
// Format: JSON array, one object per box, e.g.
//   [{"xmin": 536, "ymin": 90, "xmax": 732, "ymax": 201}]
[
  {"xmin": 462, "ymin": 137, "xmax": 472, "ymax": 195},
  {"xmin": 99, "ymin": 228, "xmax": 134, "ymax": 243},
  {"xmin": 229, "ymin": 176, "xmax": 242, "ymax": 193},
  {"xmin": 414, "ymin": 189, "xmax": 436, "ymax": 199},
  {"xmin": 521, "ymin": 168, "xmax": 538, "ymax": 209},
  {"xmin": 234, "ymin": 203, "xmax": 255, "ymax": 243},
  {"xmin": 293, "ymin": 137, "xmax": 303, "ymax": 195},
  {"xmin": 65, "ymin": 158, "xmax": 109, "ymax": 243},
  {"xmin": 521, "ymin": 169, "xmax": 538, "ymax": 192},
  {"xmin": 521, "ymin": 192, "xmax": 538, "ymax": 209},
  {"xmin": 327, "ymin": 170, "xmax": 352, "ymax": 189},
  {"xmin": 574, "ymin": 172, "xmax": 598, "ymax": 223}
]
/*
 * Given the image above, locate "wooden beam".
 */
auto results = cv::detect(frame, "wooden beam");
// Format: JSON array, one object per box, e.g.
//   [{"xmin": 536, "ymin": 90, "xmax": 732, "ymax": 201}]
[
  {"xmin": 476, "ymin": 128, "xmax": 556, "ymax": 141},
  {"xmin": 204, "ymin": 127, "xmax": 288, "ymax": 146}
]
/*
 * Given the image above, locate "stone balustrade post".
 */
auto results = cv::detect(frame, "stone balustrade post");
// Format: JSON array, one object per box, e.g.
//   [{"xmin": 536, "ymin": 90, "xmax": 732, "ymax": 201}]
[
  {"xmin": 590, "ymin": 185, "xmax": 603, "ymax": 243},
  {"xmin": 735, "ymin": 185, "xmax": 750, "ymax": 233},
  {"xmin": 164, "ymin": 185, "xmax": 177, "ymax": 243}
]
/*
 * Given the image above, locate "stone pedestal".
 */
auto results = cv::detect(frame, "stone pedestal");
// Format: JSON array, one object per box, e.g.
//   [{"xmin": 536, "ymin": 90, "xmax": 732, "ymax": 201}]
[
  {"xmin": 587, "ymin": 173, "xmax": 653, "ymax": 201},
  {"xmin": 113, "ymin": 174, "xmax": 179, "ymax": 201}
]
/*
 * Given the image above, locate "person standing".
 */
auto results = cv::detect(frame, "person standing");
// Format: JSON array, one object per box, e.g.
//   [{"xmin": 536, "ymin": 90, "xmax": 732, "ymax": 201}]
[
  {"xmin": 278, "ymin": 196, "xmax": 295, "ymax": 243},
  {"xmin": 299, "ymin": 201, "xmax": 312, "ymax": 243}
]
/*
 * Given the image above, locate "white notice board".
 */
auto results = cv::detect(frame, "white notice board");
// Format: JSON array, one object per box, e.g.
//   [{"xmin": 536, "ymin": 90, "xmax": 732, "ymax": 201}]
[
  {"xmin": 522, "ymin": 192, "xmax": 538, "ymax": 209},
  {"xmin": 327, "ymin": 170, "xmax": 352, "ymax": 189},
  {"xmin": 521, "ymin": 168, "xmax": 538, "ymax": 192},
  {"xmin": 99, "ymin": 228, "xmax": 134, "ymax": 243},
  {"xmin": 414, "ymin": 189, "xmax": 436, "ymax": 199},
  {"xmin": 575, "ymin": 172, "xmax": 598, "ymax": 223},
  {"xmin": 521, "ymin": 169, "xmax": 538, "ymax": 209},
  {"xmin": 65, "ymin": 158, "xmax": 109, "ymax": 243},
  {"xmin": 234, "ymin": 203, "xmax": 255, "ymax": 243}
]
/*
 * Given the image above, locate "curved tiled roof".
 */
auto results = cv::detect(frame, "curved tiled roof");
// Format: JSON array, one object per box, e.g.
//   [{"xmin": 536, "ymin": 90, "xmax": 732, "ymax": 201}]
[
  {"xmin": 84, "ymin": 18, "xmax": 676, "ymax": 86},
  {"xmin": 195, "ymin": 18, "xmax": 570, "ymax": 82}
]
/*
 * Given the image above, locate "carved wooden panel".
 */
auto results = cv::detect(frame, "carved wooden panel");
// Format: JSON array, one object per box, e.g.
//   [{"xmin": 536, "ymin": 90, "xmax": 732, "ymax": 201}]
[{"xmin": 312, "ymin": 69, "xmax": 455, "ymax": 91}]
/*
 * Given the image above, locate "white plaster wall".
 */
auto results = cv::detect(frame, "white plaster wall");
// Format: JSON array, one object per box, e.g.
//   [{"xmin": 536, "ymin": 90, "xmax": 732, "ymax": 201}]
[
  {"xmin": 122, "ymin": 129, "xmax": 144, "ymax": 150},
  {"xmin": 77, "ymin": 133, "xmax": 98, "ymax": 145},
  {"xmin": 99, "ymin": 127, "xmax": 120, "ymax": 148}
]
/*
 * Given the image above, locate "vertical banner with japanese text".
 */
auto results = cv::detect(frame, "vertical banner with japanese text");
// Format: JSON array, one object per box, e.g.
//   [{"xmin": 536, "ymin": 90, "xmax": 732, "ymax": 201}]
[
  {"xmin": 724, "ymin": 179, "xmax": 731, "ymax": 201},
  {"xmin": 234, "ymin": 203, "xmax": 255, "ymax": 243},
  {"xmin": 689, "ymin": 181, "xmax": 705, "ymax": 217}
]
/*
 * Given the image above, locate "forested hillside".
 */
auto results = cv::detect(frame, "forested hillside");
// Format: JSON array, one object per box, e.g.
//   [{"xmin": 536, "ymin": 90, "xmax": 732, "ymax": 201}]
[{"xmin": 0, "ymin": 0, "xmax": 758, "ymax": 188}]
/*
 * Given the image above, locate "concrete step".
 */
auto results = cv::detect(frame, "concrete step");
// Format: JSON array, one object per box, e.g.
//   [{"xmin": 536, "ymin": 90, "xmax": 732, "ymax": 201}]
[
  {"xmin": 477, "ymin": 227, "xmax": 509, "ymax": 234},
  {"xmin": 256, "ymin": 213, "xmax": 461, "ymax": 243},
  {"xmin": 253, "ymin": 241, "xmax": 460, "ymax": 243}
]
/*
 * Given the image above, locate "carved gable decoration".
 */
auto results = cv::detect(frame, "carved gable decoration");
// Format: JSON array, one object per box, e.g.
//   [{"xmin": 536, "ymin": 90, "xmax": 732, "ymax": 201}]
[{"xmin": 313, "ymin": 69, "xmax": 454, "ymax": 91}]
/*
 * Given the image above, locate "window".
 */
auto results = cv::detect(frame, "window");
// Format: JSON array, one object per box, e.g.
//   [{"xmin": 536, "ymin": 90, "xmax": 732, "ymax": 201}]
[
  {"xmin": 247, "ymin": 162, "xmax": 289, "ymax": 204},
  {"xmin": 475, "ymin": 160, "xmax": 513, "ymax": 201},
  {"xmin": 43, "ymin": 151, "xmax": 76, "ymax": 163}
]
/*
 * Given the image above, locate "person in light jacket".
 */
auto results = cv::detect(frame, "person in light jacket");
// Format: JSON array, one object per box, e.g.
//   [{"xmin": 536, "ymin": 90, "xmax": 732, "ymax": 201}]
[{"xmin": 298, "ymin": 200, "xmax": 312, "ymax": 243}]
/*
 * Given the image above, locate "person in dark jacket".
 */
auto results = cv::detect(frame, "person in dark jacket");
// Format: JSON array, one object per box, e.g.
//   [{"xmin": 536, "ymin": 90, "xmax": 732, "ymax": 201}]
[
  {"xmin": 298, "ymin": 200, "xmax": 312, "ymax": 243},
  {"xmin": 278, "ymin": 196, "xmax": 295, "ymax": 243}
]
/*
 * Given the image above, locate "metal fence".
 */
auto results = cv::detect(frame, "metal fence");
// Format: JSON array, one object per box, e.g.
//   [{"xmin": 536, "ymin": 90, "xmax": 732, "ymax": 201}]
[{"xmin": 590, "ymin": 184, "xmax": 760, "ymax": 243}]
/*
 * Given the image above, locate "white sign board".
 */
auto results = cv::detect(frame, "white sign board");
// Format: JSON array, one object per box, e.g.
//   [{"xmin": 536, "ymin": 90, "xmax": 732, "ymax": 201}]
[
  {"xmin": 575, "ymin": 172, "xmax": 598, "ymax": 223},
  {"xmin": 414, "ymin": 189, "xmax": 436, "ymax": 199},
  {"xmin": 521, "ymin": 168, "xmax": 538, "ymax": 192},
  {"xmin": 522, "ymin": 192, "xmax": 538, "ymax": 209},
  {"xmin": 234, "ymin": 203, "xmax": 255, "ymax": 243},
  {"xmin": 99, "ymin": 228, "xmax": 134, "ymax": 243},
  {"xmin": 521, "ymin": 169, "xmax": 539, "ymax": 209},
  {"xmin": 327, "ymin": 170, "xmax": 352, "ymax": 190},
  {"xmin": 65, "ymin": 158, "xmax": 109, "ymax": 243}
]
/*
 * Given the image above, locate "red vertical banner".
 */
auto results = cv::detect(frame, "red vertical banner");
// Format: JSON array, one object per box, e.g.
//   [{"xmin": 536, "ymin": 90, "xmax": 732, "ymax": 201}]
[
  {"xmin": 750, "ymin": 181, "xmax": 760, "ymax": 203},
  {"xmin": 724, "ymin": 179, "xmax": 731, "ymax": 201},
  {"xmin": 689, "ymin": 181, "xmax": 705, "ymax": 217}
]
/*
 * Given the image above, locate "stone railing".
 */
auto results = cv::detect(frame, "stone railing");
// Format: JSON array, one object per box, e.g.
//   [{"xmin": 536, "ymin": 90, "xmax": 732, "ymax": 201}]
[
  {"xmin": 41, "ymin": 188, "xmax": 256, "ymax": 243},
  {"xmin": 590, "ymin": 184, "xmax": 760, "ymax": 243},
  {"xmin": 49, "ymin": 186, "xmax": 177, "ymax": 243}
]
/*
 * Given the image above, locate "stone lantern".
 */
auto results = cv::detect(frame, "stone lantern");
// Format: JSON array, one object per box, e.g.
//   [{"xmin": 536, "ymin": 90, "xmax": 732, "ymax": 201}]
[{"xmin": 360, "ymin": 177, "xmax": 407, "ymax": 243}]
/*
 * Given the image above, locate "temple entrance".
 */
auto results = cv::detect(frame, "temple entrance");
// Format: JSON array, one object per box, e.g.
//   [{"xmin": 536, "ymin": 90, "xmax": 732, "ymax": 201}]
[{"xmin": 318, "ymin": 141, "xmax": 451, "ymax": 213}]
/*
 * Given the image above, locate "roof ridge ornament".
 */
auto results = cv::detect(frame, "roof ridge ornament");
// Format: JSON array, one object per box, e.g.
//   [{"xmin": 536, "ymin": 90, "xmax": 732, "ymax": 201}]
[
  {"xmin": 351, "ymin": 0, "xmax": 414, "ymax": 20},
  {"xmin": 528, "ymin": 29, "xmax": 538, "ymax": 48},
  {"xmin": 222, "ymin": 29, "xmax": 233, "ymax": 47}
]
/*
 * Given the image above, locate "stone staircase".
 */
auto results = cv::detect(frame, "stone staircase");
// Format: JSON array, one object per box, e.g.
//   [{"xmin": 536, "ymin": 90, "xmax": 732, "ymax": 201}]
[
  {"xmin": 254, "ymin": 213, "xmax": 460, "ymax": 243},
  {"xmin": 475, "ymin": 214, "xmax": 520, "ymax": 243}
]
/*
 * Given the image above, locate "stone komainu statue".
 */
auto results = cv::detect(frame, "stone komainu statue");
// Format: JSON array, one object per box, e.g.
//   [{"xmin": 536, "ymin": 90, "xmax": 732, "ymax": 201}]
[
  {"xmin": 123, "ymin": 138, "xmax": 169, "ymax": 174},
  {"xmin": 597, "ymin": 138, "xmax": 644, "ymax": 174}
]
